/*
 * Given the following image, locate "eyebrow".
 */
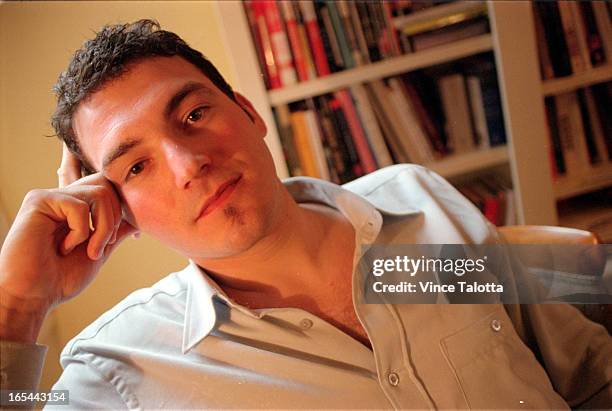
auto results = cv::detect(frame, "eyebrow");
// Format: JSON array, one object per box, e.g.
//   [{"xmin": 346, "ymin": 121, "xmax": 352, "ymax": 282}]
[
  {"xmin": 101, "ymin": 82, "xmax": 213, "ymax": 171},
  {"xmin": 164, "ymin": 81, "xmax": 213, "ymax": 119},
  {"xmin": 102, "ymin": 138, "xmax": 143, "ymax": 170}
]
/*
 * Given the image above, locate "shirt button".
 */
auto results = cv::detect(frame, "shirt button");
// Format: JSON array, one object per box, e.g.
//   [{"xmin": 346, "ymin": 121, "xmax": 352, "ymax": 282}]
[
  {"xmin": 388, "ymin": 372, "xmax": 400, "ymax": 386},
  {"xmin": 299, "ymin": 318, "xmax": 313, "ymax": 329},
  {"xmin": 491, "ymin": 319, "xmax": 502, "ymax": 332}
]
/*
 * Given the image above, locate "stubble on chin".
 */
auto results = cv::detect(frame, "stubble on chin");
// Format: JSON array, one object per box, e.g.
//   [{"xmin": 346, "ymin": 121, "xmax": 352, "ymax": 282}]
[{"xmin": 223, "ymin": 205, "xmax": 245, "ymax": 225}]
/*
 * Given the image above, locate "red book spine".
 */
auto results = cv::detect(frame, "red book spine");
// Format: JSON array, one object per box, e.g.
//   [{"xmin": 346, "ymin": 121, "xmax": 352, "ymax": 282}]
[
  {"xmin": 279, "ymin": 1, "xmax": 309, "ymax": 81},
  {"xmin": 261, "ymin": 0, "xmax": 297, "ymax": 87},
  {"xmin": 251, "ymin": 1, "xmax": 281, "ymax": 89},
  {"xmin": 299, "ymin": 1, "xmax": 331, "ymax": 76},
  {"xmin": 334, "ymin": 90, "xmax": 377, "ymax": 173}
]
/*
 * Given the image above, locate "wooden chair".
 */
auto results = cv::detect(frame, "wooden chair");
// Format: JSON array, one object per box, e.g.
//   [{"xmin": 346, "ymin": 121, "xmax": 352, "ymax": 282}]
[
  {"xmin": 498, "ymin": 225, "xmax": 610, "ymax": 333},
  {"xmin": 497, "ymin": 225, "xmax": 600, "ymax": 245}
]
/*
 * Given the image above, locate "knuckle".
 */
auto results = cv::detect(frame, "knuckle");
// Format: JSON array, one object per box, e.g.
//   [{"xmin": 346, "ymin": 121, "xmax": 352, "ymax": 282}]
[{"xmin": 24, "ymin": 189, "xmax": 47, "ymax": 203}]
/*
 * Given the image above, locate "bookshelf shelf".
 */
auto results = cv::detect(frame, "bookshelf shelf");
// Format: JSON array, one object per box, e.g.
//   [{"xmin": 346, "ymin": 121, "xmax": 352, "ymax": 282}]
[
  {"xmin": 541, "ymin": 64, "xmax": 612, "ymax": 96},
  {"xmin": 267, "ymin": 34, "xmax": 493, "ymax": 106},
  {"xmin": 426, "ymin": 146, "xmax": 508, "ymax": 179},
  {"xmin": 554, "ymin": 163, "xmax": 612, "ymax": 200}
]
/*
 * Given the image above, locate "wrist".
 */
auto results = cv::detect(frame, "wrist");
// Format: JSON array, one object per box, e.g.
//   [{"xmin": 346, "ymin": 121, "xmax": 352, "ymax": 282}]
[{"xmin": 0, "ymin": 289, "xmax": 50, "ymax": 344}]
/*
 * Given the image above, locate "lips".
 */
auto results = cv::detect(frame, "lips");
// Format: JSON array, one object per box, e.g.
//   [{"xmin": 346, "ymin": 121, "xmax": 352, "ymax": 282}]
[{"xmin": 196, "ymin": 175, "xmax": 242, "ymax": 220}]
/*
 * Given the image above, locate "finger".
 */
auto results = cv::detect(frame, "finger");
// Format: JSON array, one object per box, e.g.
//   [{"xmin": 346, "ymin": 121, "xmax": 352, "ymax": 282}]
[
  {"xmin": 58, "ymin": 144, "xmax": 82, "ymax": 188},
  {"xmin": 44, "ymin": 194, "xmax": 91, "ymax": 255},
  {"xmin": 86, "ymin": 188, "xmax": 118, "ymax": 261},
  {"xmin": 106, "ymin": 220, "xmax": 138, "ymax": 253}
]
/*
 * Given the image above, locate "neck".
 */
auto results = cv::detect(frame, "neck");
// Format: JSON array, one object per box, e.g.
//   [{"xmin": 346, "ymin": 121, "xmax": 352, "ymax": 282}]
[{"xmin": 192, "ymin": 191, "xmax": 355, "ymax": 308}]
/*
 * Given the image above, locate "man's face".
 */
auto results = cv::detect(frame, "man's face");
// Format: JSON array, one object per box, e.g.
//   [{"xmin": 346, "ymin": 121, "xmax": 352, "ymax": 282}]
[{"xmin": 72, "ymin": 56, "xmax": 283, "ymax": 259}]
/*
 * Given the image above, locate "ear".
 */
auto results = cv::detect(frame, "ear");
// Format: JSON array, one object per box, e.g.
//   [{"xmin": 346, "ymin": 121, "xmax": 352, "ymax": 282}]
[{"xmin": 234, "ymin": 92, "xmax": 267, "ymax": 137}]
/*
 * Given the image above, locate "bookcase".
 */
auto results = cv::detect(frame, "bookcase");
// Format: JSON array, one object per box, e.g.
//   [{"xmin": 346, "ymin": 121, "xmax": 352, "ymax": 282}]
[{"xmin": 214, "ymin": 1, "xmax": 611, "ymax": 229}]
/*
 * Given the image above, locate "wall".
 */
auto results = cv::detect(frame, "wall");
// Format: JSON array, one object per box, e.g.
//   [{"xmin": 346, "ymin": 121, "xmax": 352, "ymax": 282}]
[{"xmin": 0, "ymin": 0, "xmax": 234, "ymax": 392}]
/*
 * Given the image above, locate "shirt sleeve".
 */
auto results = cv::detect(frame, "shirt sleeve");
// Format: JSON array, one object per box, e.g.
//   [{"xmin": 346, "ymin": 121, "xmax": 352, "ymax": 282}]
[
  {"xmin": 46, "ymin": 360, "xmax": 128, "ymax": 410},
  {"xmin": 0, "ymin": 340, "xmax": 47, "ymax": 391},
  {"xmin": 504, "ymin": 302, "xmax": 611, "ymax": 408}
]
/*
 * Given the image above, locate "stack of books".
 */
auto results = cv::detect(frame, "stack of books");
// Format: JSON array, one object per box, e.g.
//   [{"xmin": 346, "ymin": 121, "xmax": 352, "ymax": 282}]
[
  {"xmin": 243, "ymin": 0, "xmax": 491, "ymax": 89},
  {"xmin": 273, "ymin": 54, "xmax": 507, "ymax": 184},
  {"xmin": 533, "ymin": 1, "xmax": 612, "ymax": 79},
  {"xmin": 544, "ymin": 81, "xmax": 612, "ymax": 182}
]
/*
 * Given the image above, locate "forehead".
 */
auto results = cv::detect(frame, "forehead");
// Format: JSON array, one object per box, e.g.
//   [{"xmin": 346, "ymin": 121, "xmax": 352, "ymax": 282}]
[{"xmin": 72, "ymin": 56, "xmax": 219, "ymax": 168}]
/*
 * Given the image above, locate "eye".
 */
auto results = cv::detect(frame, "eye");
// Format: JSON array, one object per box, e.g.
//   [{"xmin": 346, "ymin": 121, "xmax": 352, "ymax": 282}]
[
  {"xmin": 186, "ymin": 107, "xmax": 207, "ymax": 124},
  {"xmin": 125, "ymin": 161, "xmax": 146, "ymax": 181}
]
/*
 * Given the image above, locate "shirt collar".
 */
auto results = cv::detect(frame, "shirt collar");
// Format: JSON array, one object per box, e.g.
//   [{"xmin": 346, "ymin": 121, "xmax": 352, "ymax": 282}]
[{"xmin": 181, "ymin": 175, "xmax": 416, "ymax": 353}]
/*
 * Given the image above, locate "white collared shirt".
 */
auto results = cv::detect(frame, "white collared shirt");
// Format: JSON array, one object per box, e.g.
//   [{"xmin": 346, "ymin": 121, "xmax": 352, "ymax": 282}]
[{"xmin": 4, "ymin": 165, "xmax": 610, "ymax": 409}]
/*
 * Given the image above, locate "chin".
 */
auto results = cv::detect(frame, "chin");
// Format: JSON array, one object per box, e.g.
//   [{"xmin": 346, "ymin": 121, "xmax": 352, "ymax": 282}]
[{"xmin": 182, "ymin": 204, "xmax": 274, "ymax": 259}]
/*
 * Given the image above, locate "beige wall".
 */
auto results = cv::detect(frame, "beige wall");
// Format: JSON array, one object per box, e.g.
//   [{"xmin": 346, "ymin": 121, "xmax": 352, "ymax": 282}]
[{"xmin": 0, "ymin": 0, "xmax": 233, "ymax": 392}]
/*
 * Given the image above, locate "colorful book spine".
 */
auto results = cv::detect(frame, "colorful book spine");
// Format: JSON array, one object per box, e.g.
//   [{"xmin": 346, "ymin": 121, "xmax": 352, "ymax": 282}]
[
  {"xmin": 261, "ymin": 0, "xmax": 297, "ymax": 87},
  {"xmin": 334, "ymin": 89, "xmax": 378, "ymax": 174},
  {"xmin": 349, "ymin": 84, "xmax": 393, "ymax": 168},
  {"xmin": 298, "ymin": 1, "xmax": 331, "ymax": 76},
  {"xmin": 290, "ymin": 110, "xmax": 320, "ymax": 177},
  {"xmin": 250, "ymin": 1, "xmax": 281, "ymax": 89},
  {"xmin": 279, "ymin": 1, "xmax": 309, "ymax": 82}
]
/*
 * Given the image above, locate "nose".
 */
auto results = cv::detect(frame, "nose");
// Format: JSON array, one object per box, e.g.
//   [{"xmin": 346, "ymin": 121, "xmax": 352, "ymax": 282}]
[{"xmin": 163, "ymin": 140, "xmax": 210, "ymax": 189}]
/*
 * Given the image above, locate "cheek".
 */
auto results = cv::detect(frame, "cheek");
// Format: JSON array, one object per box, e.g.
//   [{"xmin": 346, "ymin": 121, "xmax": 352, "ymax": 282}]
[{"xmin": 121, "ymin": 188, "xmax": 177, "ymax": 232}]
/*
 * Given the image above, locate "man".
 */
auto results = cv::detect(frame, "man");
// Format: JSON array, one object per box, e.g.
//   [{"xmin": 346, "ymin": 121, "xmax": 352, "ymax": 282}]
[{"xmin": 0, "ymin": 20, "xmax": 610, "ymax": 409}]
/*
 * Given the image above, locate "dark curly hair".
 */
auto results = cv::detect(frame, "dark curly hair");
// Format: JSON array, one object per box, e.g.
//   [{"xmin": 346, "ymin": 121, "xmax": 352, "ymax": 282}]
[{"xmin": 51, "ymin": 19, "xmax": 236, "ymax": 173}]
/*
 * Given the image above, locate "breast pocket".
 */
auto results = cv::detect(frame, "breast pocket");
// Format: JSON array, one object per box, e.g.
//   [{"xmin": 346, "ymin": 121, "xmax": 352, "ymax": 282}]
[{"xmin": 440, "ymin": 307, "xmax": 569, "ymax": 410}]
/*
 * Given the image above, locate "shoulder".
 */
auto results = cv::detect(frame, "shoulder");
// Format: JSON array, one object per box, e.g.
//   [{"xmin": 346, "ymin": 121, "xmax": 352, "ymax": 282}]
[
  {"xmin": 61, "ymin": 266, "xmax": 190, "ymax": 358},
  {"xmin": 344, "ymin": 164, "xmax": 497, "ymax": 243},
  {"xmin": 343, "ymin": 164, "xmax": 477, "ymax": 215}
]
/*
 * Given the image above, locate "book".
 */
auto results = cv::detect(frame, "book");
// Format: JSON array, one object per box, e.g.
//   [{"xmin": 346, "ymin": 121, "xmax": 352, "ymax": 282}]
[
  {"xmin": 279, "ymin": 1, "xmax": 310, "ymax": 82},
  {"xmin": 363, "ymin": 82, "xmax": 410, "ymax": 164},
  {"xmin": 592, "ymin": 1, "xmax": 612, "ymax": 64},
  {"xmin": 316, "ymin": 1, "xmax": 345, "ymax": 71},
  {"xmin": 400, "ymin": 76, "xmax": 446, "ymax": 156},
  {"xmin": 567, "ymin": 1, "xmax": 593, "ymax": 72},
  {"xmin": 578, "ymin": 1, "xmax": 606, "ymax": 66},
  {"xmin": 576, "ymin": 88, "xmax": 601, "ymax": 165},
  {"xmin": 325, "ymin": 1, "xmax": 355, "ymax": 69},
  {"xmin": 554, "ymin": 92, "xmax": 593, "ymax": 179},
  {"xmin": 261, "ymin": 0, "xmax": 298, "ymax": 87},
  {"xmin": 317, "ymin": 97, "xmax": 353, "ymax": 183},
  {"xmin": 273, "ymin": 104, "xmax": 302, "ymax": 176},
  {"xmin": 243, "ymin": 1, "xmax": 271, "ymax": 88},
  {"xmin": 583, "ymin": 87, "xmax": 610, "ymax": 163},
  {"xmin": 409, "ymin": 18, "xmax": 489, "ymax": 52},
  {"xmin": 302, "ymin": 109, "xmax": 331, "ymax": 180},
  {"xmin": 346, "ymin": 1, "xmax": 371, "ymax": 64},
  {"xmin": 394, "ymin": 1, "xmax": 488, "ymax": 36},
  {"xmin": 544, "ymin": 97, "xmax": 566, "ymax": 177},
  {"xmin": 289, "ymin": 110, "xmax": 320, "ymax": 177},
  {"xmin": 334, "ymin": 89, "xmax": 378, "ymax": 174},
  {"xmin": 349, "ymin": 84, "xmax": 393, "ymax": 168},
  {"xmin": 466, "ymin": 76, "xmax": 489, "ymax": 149},
  {"xmin": 463, "ymin": 58, "xmax": 507, "ymax": 147},
  {"xmin": 534, "ymin": 2, "xmax": 573, "ymax": 77},
  {"xmin": 558, "ymin": 1, "xmax": 589, "ymax": 74},
  {"xmin": 249, "ymin": 1, "xmax": 282, "ymax": 89},
  {"xmin": 387, "ymin": 78, "xmax": 435, "ymax": 163},
  {"xmin": 368, "ymin": 80, "xmax": 426, "ymax": 164},
  {"xmin": 590, "ymin": 82, "xmax": 612, "ymax": 161},
  {"xmin": 532, "ymin": 2, "xmax": 556, "ymax": 80},
  {"xmin": 293, "ymin": 2, "xmax": 317, "ymax": 80},
  {"xmin": 327, "ymin": 98, "xmax": 363, "ymax": 177},
  {"xmin": 336, "ymin": 0, "xmax": 365, "ymax": 66},
  {"xmin": 298, "ymin": 1, "xmax": 331, "ymax": 76},
  {"xmin": 437, "ymin": 74, "xmax": 475, "ymax": 154}
]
